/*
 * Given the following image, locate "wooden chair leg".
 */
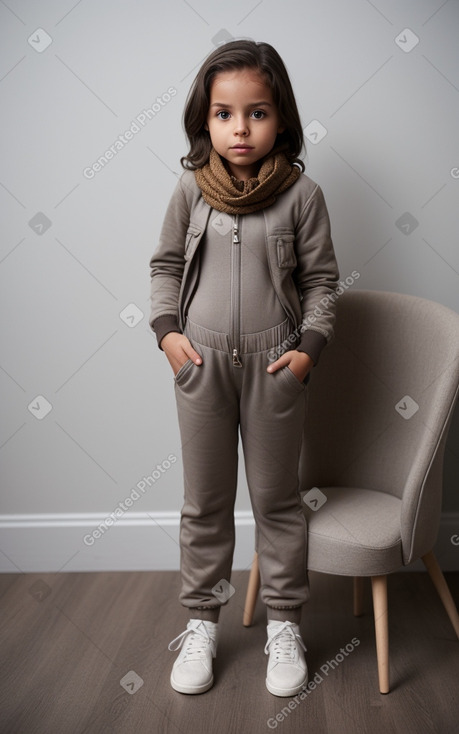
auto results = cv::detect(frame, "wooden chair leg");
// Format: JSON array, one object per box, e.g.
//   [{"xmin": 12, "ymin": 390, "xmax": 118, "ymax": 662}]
[
  {"xmin": 243, "ymin": 552, "xmax": 260, "ymax": 627},
  {"xmin": 353, "ymin": 577, "xmax": 364, "ymax": 616},
  {"xmin": 371, "ymin": 575, "xmax": 390, "ymax": 694},
  {"xmin": 422, "ymin": 550, "xmax": 459, "ymax": 638}
]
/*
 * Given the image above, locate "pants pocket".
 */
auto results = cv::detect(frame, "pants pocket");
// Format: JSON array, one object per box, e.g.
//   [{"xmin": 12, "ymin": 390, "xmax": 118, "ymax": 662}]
[
  {"xmin": 280, "ymin": 365, "xmax": 306, "ymax": 393},
  {"xmin": 174, "ymin": 359, "xmax": 193, "ymax": 385}
]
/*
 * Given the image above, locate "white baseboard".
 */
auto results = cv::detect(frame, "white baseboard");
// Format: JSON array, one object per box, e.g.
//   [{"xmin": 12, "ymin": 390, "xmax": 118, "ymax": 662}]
[{"xmin": 0, "ymin": 511, "xmax": 458, "ymax": 574}]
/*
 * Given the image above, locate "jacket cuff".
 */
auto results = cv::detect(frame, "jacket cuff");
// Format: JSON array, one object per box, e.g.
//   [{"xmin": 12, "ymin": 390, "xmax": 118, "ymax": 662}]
[
  {"xmin": 297, "ymin": 329, "xmax": 328, "ymax": 365},
  {"xmin": 152, "ymin": 314, "xmax": 182, "ymax": 350}
]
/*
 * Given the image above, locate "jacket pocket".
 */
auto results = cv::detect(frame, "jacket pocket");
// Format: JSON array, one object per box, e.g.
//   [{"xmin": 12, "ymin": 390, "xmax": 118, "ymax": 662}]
[
  {"xmin": 184, "ymin": 225, "xmax": 203, "ymax": 261},
  {"xmin": 276, "ymin": 233, "xmax": 297, "ymax": 268}
]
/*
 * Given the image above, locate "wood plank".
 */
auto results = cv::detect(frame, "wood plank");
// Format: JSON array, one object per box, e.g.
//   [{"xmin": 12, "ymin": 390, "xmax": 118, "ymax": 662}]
[{"xmin": 0, "ymin": 570, "xmax": 457, "ymax": 733}]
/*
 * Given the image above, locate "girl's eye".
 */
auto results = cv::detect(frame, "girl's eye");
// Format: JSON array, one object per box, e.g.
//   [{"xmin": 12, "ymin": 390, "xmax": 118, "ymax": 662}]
[
  {"xmin": 216, "ymin": 111, "xmax": 231, "ymax": 120},
  {"xmin": 251, "ymin": 110, "xmax": 266, "ymax": 119}
]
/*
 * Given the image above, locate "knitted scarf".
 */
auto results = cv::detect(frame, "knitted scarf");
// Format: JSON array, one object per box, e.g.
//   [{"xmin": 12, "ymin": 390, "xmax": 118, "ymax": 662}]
[{"xmin": 194, "ymin": 146, "xmax": 301, "ymax": 214}]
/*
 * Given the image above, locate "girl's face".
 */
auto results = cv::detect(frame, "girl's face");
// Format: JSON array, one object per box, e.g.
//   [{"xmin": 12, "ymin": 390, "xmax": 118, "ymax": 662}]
[{"xmin": 205, "ymin": 68, "xmax": 284, "ymax": 181}]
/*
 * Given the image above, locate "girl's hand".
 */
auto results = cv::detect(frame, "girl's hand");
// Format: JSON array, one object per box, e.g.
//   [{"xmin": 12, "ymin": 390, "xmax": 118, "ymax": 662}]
[
  {"xmin": 267, "ymin": 350, "xmax": 313, "ymax": 383},
  {"xmin": 160, "ymin": 332, "xmax": 202, "ymax": 376}
]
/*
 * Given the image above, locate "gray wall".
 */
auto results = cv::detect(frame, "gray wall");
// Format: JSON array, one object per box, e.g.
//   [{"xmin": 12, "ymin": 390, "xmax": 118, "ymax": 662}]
[{"xmin": 1, "ymin": 0, "xmax": 458, "ymax": 570}]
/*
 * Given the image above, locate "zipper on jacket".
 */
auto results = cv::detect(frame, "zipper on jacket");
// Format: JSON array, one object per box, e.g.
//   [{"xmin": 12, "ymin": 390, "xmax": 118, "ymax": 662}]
[{"xmin": 231, "ymin": 215, "xmax": 242, "ymax": 368}]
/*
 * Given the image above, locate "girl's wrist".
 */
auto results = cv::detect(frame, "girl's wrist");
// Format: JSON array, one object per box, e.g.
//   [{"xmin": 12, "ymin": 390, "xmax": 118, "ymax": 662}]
[{"xmin": 294, "ymin": 350, "xmax": 314, "ymax": 366}]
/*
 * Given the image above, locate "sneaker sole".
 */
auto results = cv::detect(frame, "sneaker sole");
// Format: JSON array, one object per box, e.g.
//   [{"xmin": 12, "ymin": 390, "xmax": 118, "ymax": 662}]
[
  {"xmin": 265, "ymin": 675, "xmax": 308, "ymax": 697},
  {"xmin": 170, "ymin": 672, "xmax": 214, "ymax": 695}
]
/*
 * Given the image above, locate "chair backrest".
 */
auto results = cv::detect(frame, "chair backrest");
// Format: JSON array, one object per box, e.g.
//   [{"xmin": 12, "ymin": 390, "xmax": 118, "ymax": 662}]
[{"xmin": 300, "ymin": 289, "xmax": 459, "ymax": 562}]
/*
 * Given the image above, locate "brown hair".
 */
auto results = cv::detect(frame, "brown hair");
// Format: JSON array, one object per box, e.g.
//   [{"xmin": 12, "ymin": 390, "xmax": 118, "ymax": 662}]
[{"xmin": 180, "ymin": 40, "xmax": 305, "ymax": 171}]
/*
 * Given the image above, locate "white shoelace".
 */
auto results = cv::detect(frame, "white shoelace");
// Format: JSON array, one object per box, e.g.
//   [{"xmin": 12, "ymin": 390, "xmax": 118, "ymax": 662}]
[
  {"xmin": 168, "ymin": 620, "xmax": 217, "ymax": 661},
  {"xmin": 264, "ymin": 622, "xmax": 307, "ymax": 662}
]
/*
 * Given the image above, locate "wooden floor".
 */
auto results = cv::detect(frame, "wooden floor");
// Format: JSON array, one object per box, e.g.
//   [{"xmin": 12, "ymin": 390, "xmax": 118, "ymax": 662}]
[{"xmin": 0, "ymin": 570, "xmax": 458, "ymax": 734}]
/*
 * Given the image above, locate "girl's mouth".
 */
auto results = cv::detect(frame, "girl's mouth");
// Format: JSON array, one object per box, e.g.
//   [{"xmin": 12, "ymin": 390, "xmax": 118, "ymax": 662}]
[{"xmin": 231, "ymin": 145, "xmax": 254, "ymax": 152}]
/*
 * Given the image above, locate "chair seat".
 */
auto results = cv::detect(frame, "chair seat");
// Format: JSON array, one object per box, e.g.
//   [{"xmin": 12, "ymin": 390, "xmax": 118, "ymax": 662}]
[{"xmin": 302, "ymin": 487, "xmax": 403, "ymax": 576}]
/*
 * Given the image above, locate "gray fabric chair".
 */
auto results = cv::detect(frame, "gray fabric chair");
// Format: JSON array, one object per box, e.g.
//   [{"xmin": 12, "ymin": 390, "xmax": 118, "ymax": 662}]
[{"xmin": 243, "ymin": 289, "xmax": 459, "ymax": 693}]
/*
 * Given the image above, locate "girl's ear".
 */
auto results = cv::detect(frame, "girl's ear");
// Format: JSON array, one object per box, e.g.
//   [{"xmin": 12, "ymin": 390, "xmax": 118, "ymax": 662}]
[
  {"xmin": 204, "ymin": 123, "xmax": 209, "ymax": 131},
  {"xmin": 277, "ymin": 125, "xmax": 285, "ymax": 133}
]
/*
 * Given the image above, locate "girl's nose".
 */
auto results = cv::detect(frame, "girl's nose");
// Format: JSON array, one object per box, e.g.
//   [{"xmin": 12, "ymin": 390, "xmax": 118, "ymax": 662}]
[{"xmin": 234, "ymin": 117, "xmax": 249, "ymax": 136}]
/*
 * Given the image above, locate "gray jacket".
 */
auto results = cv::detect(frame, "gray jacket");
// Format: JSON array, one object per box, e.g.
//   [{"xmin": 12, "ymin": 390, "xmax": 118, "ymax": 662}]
[{"xmin": 149, "ymin": 169, "xmax": 340, "ymax": 364}]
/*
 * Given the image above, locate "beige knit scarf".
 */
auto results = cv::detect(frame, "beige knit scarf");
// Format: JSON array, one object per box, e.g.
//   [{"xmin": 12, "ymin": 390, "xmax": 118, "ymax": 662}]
[{"xmin": 194, "ymin": 146, "xmax": 301, "ymax": 214}]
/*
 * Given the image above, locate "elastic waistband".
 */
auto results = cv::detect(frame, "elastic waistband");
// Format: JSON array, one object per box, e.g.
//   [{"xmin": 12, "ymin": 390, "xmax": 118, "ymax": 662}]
[{"xmin": 184, "ymin": 317, "xmax": 295, "ymax": 353}]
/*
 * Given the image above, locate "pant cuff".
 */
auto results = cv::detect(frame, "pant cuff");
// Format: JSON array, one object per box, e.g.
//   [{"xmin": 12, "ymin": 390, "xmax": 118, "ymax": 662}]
[
  {"xmin": 187, "ymin": 606, "xmax": 220, "ymax": 623},
  {"xmin": 266, "ymin": 606, "xmax": 302, "ymax": 624}
]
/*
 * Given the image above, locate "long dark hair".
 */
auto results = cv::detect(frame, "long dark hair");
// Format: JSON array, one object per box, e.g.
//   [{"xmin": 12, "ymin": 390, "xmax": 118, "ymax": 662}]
[{"xmin": 180, "ymin": 40, "xmax": 305, "ymax": 171}]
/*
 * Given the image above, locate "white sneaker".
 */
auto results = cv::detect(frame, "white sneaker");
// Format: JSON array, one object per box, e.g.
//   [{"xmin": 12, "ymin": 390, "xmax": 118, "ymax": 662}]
[
  {"xmin": 265, "ymin": 620, "xmax": 308, "ymax": 696},
  {"xmin": 168, "ymin": 619, "xmax": 218, "ymax": 694}
]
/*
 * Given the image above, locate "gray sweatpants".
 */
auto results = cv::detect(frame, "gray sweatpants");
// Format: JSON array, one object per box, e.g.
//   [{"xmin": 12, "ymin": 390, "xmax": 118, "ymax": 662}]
[{"xmin": 174, "ymin": 317, "xmax": 309, "ymax": 624}]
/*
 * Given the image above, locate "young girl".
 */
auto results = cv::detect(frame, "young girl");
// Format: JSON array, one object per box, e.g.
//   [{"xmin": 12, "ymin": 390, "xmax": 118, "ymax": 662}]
[{"xmin": 149, "ymin": 40, "xmax": 339, "ymax": 697}]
